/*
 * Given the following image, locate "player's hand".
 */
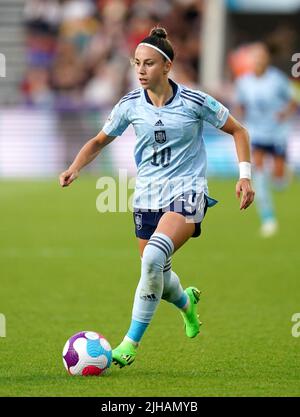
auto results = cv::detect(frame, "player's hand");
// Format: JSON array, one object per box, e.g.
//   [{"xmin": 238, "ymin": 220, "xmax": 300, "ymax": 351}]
[
  {"xmin": 59, "ymin": 168, "xmax": 79, "ymax": 187},
  {"xmin": 236, "ymin": 178, "xmax": 255, "ymax": 210}
]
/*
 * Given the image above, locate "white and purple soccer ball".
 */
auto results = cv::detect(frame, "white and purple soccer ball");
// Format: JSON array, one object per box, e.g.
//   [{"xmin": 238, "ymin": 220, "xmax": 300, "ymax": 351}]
[{"xmin": 63, "ymin": 331, "xmax": 112, "ymax": 376}]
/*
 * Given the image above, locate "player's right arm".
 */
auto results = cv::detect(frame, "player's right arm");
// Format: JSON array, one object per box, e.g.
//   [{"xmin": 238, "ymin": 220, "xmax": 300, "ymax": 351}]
[
  {"xmin": 59, "ymin": 93, "xmax": 133, "ymax": 187},
  {"xmin": 59, "ymin": 131, "xmax": 116, "ymax": 187}
]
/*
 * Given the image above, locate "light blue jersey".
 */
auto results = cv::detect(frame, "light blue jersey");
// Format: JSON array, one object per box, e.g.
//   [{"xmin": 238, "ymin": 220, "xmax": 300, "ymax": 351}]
[
  {"xmin": 235, "ymin": 67, "xmax": 293, "ymax": 146},
  {"xmin": 102, "ymin": 79, "xmax": 229, "ymax": 209}
]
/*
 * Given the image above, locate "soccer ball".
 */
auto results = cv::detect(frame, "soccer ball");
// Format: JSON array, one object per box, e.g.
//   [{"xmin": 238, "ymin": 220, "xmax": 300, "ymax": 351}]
[{"xmin": 63, "ymin": 331, "xmax": 112, "ymax": 376}]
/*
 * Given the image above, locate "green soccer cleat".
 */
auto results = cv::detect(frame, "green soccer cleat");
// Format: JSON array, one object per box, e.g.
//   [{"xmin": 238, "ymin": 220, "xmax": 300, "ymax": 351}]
[
  {"xmin": 112, "ymin": 340, "xmax": 137, "ymax": 368},
  {"xmin": 180, "ymin": 287, "xmax": 202, "ymax": 338}
]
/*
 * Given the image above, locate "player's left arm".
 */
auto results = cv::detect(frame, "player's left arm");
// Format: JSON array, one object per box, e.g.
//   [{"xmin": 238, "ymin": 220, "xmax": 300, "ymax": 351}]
[
  {"xmin": 221, "ymin": 114, "xmax": 255, "ymax": 210},
  {"xmin": 277, "ymin": 75, "xmax": 298, "ymax": 121},
  {"xmin": 277, "ymin": 99, "xmax": 298, "ymax": 121}
]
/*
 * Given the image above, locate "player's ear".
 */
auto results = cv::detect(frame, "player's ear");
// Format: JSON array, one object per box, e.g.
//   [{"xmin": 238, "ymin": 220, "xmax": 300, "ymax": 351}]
[{"xmin": 163, "ymin": 61, "xmax": 172, "ymax": 74}]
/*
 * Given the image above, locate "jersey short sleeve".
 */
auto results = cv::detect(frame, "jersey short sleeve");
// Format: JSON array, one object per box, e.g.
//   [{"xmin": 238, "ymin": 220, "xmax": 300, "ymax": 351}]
[
  {"xmin": 201, "ymin": 94, "xmax": 229, "ymax": 128},
  {"xmin": 102, "ymin": 101, "xmax": 131, "ymax": 137}
]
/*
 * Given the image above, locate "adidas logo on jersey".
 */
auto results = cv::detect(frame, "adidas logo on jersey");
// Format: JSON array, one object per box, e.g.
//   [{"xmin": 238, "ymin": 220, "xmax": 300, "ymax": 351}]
[{"xmin": 155, "ymin": 119, "xmax": 164, "ymax": 126}]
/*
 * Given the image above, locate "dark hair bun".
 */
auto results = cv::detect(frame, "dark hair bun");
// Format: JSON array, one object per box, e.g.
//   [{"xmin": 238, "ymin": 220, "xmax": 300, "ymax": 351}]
[{"xmin": 150, "ymin": 27, "xmax": 167, "ymax": 39}]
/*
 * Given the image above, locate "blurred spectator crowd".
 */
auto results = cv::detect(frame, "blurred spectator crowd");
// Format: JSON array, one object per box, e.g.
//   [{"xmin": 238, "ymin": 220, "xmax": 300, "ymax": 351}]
[{"xmin": 21, "ymin": 0, "xmax": 203, "ymax": 110}]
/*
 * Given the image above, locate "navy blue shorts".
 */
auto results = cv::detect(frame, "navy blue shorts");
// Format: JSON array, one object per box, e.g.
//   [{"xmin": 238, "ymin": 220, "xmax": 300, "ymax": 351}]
[
  {"xmin": 252, "ymin": 142, "xmax": 286, "ymax": 158},
  {"xmin": 133, "ymin": 193, "xmax": 216, "ymax": 240}
]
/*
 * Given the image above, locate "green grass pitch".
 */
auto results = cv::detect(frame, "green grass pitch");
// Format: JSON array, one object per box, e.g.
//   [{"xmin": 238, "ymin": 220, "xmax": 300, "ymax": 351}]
[{"xmin": 0, "ymin": 177, "xmax": 299, "ymax": 397}]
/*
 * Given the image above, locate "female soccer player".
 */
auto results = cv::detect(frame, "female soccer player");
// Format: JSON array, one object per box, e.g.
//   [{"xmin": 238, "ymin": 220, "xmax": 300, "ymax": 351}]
[
  {"xmin": 59, "ymin": 27, "xmax": 255, "ymax": 368},
  {"xmin": 235, "ymin": 43, "xmax": 297, "ymax": 237}
]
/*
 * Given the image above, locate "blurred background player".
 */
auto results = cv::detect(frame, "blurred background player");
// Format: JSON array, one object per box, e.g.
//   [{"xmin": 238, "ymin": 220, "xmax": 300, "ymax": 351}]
[
  {"xmin": 234, "ymin": 42, "xmax": 297, "ymax": 237},
  {"xmin": 59, "ymin": 27, "xmax": 255, "ymax": 368}
]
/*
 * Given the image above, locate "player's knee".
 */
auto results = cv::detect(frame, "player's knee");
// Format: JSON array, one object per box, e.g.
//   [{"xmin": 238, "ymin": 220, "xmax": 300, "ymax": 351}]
[
  {"xmin": 141, "ymin": 233, "xmax": 174, "ymax": 288},
  {"xmin": 142, "ymin": 243, "xmax": 164, "ymax": 277}
]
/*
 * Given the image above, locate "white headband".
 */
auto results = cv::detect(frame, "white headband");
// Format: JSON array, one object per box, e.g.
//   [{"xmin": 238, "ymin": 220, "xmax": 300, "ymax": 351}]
[{"xmin": 138, "ymin": 42, "xmax": 172, "ymax": 62}]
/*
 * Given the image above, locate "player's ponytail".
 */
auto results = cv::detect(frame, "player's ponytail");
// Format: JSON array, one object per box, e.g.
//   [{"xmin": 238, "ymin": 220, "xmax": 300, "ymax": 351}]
[
  {"xmin": 139, "ymin": 26, "xmax": 174, "ymax": 62},
  {"xmin": 149, "ymin": 27, "xmax": 168, "ymax": 39}
]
